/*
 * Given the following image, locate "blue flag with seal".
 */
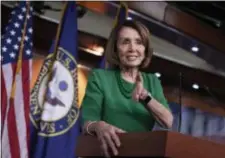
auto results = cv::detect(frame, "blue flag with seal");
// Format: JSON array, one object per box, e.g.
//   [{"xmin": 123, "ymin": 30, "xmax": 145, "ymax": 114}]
[
  {"xmin": 99, "ymin": 2, "xmax": 128, "ymax": 69},
  {"xmin": 30, "ymin": 2, "xmax": 81, "ymax": 158}
]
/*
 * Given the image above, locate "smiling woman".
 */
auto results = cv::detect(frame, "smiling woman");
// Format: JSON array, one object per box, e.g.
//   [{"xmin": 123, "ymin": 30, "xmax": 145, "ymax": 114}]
[
  {"xmin": 81, "ymin": 20, "xmax": 173, "ymax": 158},
  {"xmin": 105, "ymin": 20, "xmax": 152, "ymax": 70}
]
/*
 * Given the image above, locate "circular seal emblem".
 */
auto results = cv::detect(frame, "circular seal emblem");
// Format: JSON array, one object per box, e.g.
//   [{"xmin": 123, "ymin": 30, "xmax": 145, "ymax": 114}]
[{"xmin": 30, "ymin": 47, "xmax": 79, "ymax": 137}]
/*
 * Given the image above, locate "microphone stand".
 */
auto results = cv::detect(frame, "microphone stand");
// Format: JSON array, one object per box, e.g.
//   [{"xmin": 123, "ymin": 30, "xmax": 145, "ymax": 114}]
[{"xmin": 178, "ymin": 72, "xmax": 183, "ymax": 133}]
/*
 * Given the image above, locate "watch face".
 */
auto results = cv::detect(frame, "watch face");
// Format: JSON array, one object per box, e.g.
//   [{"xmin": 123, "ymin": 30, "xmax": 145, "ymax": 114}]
[
  {"xmin": 141, "ymin": 95, "xmax": 152, "ymax": 106},
  {"xmin": 145, "ymin": 95, "xmax": 152, "ymax": 104}
]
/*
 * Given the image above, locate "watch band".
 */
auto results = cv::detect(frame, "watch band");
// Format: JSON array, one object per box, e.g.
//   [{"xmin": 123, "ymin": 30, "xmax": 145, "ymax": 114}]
[{"xmin": 141, "ymin": 93, "xmax": 152, "ymax": 106}]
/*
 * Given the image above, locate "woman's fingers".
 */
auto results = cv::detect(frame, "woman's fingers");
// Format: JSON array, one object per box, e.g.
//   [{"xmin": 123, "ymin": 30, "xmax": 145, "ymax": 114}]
[
  {"xmin": 133, "ymin": 85, "xmax": 141, "ymax": 101},
  {"xmin": 104, "ymin": 133, "xmax": 118, "ymax": 156},
  {"xmin": 100, "ymin": 136, "xmax": 110, "ymax": 158},
  {"xmin": 133, "ymin": 85, "xmax": 146, "ymax": 102},
  {"xmin": 110, "ymin": 131, "xmax": 121, "ymax": 147},
  {"xmin": 133, "ymin": 74, "xmax": 149, "ymax": 102},
  {"xmin": 133, "ymin": 74, "xmax": 144, "ymax": 102},
  {"xmin": 96, "ymin": 122, "xmax": 126, "ymax": 158},
  {"xmin": 113, "ymin": 126, "xmax": 126, "ymax": 147},
  {"xmin": 139, "ymin": 89, "xmax": 148, "ymax": 100},
  {"xmin": 114, "ymin": 127, "xmax": 126, "ymax": 133},
  {"xmin": 136, "ymin": 73, "xmax": 142, "ymax": 83},
  {"xmin": 136, "ymin": 82, "xmax": 142, "ymax": 94}
]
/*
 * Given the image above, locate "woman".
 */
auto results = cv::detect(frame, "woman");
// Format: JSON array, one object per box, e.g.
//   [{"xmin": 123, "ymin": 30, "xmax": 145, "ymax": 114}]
[{"xmin": 81, "ymin": 20, "xmax": 173, "ymax": 157}]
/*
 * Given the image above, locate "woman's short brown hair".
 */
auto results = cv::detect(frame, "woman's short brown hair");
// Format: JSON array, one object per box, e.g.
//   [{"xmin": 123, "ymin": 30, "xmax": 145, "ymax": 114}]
[{"xmin": 104, "ymin": 20, "xmax": 153, "ymax": 69}]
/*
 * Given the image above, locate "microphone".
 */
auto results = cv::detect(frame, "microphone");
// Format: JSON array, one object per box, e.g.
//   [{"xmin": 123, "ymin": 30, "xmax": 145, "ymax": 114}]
[{"xmin": 177, "ymin": 72, "xmax": 183, "ymax": 133}]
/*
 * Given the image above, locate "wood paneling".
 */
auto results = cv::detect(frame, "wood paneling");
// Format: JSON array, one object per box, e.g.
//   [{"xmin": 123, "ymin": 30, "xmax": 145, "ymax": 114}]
[
  {"xmin": 77, "ymin": 2, "xmax": 107, "ymax": 13},
  {"xmin": 75, "ymin": 2, "xmax": 225, "ymax": 53},
  {"xmin": 164, "ymin": 5, "xmax": 225, "ymax": 53},
  {"xmin": 76, "ymin": 131, "xmax": 225, "ymax": 157}
]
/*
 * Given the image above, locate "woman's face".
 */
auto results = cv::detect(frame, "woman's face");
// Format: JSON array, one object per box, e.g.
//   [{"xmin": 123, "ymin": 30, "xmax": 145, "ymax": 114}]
[{"xmin": 117, "ymin": 26, "xmax": 146, "ymax": 68}]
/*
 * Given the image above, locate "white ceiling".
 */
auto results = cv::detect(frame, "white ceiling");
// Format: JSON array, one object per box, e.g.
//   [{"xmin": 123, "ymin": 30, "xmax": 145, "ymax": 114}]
[{"xmin": 2, "ymin": 1, "xmax": 225, "ymax": 77}]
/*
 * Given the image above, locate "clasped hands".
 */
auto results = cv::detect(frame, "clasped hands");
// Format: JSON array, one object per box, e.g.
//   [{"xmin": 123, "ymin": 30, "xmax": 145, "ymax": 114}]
[{"xmin": 88, "ymin": 74, "xmax": 152, "ymax": 158}]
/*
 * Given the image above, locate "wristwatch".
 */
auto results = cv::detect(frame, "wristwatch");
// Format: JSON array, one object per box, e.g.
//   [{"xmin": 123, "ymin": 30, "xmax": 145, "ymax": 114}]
[{"xmin": 141, "ymin": 93, "xmax": 152, "ymax": 106}]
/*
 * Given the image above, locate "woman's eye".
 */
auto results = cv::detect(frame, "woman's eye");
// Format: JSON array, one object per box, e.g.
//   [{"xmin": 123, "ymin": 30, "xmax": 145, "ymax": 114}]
[
  {"xmin": 136, "ymin": 39, "xmax": 143, "ymax": 45},
  {"xmin": 122, "ymin": 39, "xmax": 130, "ymax": 44}
]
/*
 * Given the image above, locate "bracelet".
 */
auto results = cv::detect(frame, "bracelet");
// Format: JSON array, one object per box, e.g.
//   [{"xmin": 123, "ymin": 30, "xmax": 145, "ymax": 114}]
[{"xmin": 86, "ymin": 121, "xmax": 97, "ymax": 136}]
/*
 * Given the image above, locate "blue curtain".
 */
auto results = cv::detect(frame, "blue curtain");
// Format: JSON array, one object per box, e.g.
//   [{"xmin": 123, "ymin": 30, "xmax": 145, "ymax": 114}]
[{"xmin": 153, "ymin": 102, "xmax": 225, "ymax": 138}]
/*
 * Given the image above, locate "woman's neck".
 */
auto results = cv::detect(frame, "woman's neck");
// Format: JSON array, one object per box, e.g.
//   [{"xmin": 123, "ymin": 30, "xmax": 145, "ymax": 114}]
[{"xmin": 120, "ymin": 67, "xmax": 139, "ymax": 83}]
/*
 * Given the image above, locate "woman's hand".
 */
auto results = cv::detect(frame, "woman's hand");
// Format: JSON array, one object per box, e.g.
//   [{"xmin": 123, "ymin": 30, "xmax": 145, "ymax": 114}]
[
  {"xmin": 132, "ymin": 73, "xmax": 173, "ymax": 128},
  {"xmin": 132, "ymin": 73, "xmax": 149, "ymax": 102},
  {"xmin": 94, "ymin": 121, "xmax": 126, "ymax": 158}
]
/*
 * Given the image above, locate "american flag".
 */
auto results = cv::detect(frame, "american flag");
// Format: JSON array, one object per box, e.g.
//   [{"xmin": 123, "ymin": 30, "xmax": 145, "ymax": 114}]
[{"xmin": 1, "ymin": 2, "xmax": 33, "ymax": 158}]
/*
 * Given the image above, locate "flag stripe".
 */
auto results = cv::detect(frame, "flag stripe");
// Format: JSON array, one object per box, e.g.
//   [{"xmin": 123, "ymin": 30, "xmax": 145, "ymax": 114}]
[
  {"xmin": 8, "ymin": 98, "xmax": 21, "ymax": 158},
  {"xmin": 28, "ymin": 59, "xmax": 33, "ymax": 151},
  {"xmin": 14, "ymin": 66, "xmax": 28, "ymax": 158},
  {"xmin": 1, "ymin": 64, "xmax": 14, "ymax": 134},
  {"xmin": 2, "ymin": 52, "xmax": 24, "ymax": 158},
  {"xmin": 22, "ymin": 59, "xmax": 31, "ymax": 155},
  {"xmin": 2, "ymin": 121, "xmax": 11, "ymax": 158},
  {"xmin": 1, "ymin": 67, "xmax": 7, "ymax": 130},
  {"xmin": 2, "ymin": 64, "xmax": 14, "ymax": 101},
  {"xmin": 1, "ymin": 65, "xmax": 13, "ymax": 158}
]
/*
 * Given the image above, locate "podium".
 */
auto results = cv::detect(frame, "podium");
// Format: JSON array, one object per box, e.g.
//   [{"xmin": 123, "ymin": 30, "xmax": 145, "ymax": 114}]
[{"xmin": 76, "ymin": 131, "xmax": 225, "ymax": 158}]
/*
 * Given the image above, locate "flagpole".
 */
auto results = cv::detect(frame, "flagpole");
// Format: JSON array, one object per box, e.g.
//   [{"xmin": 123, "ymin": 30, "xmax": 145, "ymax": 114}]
[
  {"xmin": 10, "ymin": 1, "xmax": 30, "ymax": 99},
  {"xmin": 42, "ymin": 2, "xmax": 69, "ymax": 105},
  {"xmin": 104, "ymin": 2, "xmax": 128, "ymax": 69},
  {"xmin": 47, "ymin": 1, "xmax": 68, "ymax": 81},
  {"xmin": 52, "ymin": 2, "xmax": 68, "ymax": 59}
]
